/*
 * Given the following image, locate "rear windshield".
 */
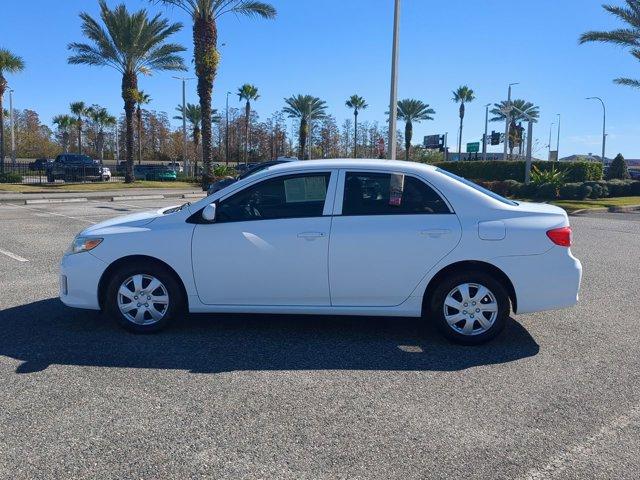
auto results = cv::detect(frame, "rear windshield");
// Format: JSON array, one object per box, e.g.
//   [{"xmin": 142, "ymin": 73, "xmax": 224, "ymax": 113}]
[{"xmin": 436, "ymin": 168, "xmax": 518, "ymax": 206}]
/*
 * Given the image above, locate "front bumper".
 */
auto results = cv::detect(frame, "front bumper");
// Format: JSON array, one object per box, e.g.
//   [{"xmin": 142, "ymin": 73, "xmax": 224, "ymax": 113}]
[
  {"xmin": 59, "ymin": 252, "xmax": 108, "ymax": 310},
  {"xmin": 492, "ymin": 247, "xmax": 582, "ymax": 314}
]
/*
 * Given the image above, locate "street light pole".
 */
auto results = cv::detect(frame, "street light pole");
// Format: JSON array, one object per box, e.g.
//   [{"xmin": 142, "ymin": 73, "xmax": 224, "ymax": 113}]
[
  {"xmin": 587, "ymin": 97, "xmax": 606, "ymax": 165},
  {"xmin": 173, "ymin": 76, "xmax": 194, "ymax": 174},
  {"xmin": 504, "ymin": 83, "xmax": 519, "ymax": 160},
  {"xmin": 388, "ymin": 0, "xmax": 400, "ymax": 160},
  {"xmin": 548, "ymin": 123, "xmax": 555, "ymax": 160},
  {"xmin": 483, "ymin": 103, "xmax": 490, "ymax": 162},
  {"xmin": 9, "ymin": 90, "xmax": 16, "ymax": 166},
  {"xmin": 225, "ymin": 91, "xmax": 231, "ymax": 165},
  {"xmin": 556, "ymin": 113, "xmax": 561, "ymax": 162}
]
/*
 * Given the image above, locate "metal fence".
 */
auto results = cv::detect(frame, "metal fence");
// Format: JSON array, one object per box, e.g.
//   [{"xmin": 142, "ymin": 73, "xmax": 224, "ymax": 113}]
[{"xmin": 0, "ymin": 161, "xmax": 196, "ymax": 185}]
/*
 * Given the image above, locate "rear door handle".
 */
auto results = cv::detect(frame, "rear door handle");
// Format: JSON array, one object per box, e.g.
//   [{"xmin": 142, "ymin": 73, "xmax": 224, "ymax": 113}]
[
  {"xmin": 420, "ymin": 229, "xmax": 451, "ymax": 238},
  {"xmin": 297, "ymin": 232, "xmax": 326, "ymax": 240}
]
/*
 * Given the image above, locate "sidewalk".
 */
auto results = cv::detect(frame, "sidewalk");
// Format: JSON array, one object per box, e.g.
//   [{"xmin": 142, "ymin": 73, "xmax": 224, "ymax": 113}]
[{"xmin": 0, "ymin": 188, "xmax": 207, "ymax": 204}]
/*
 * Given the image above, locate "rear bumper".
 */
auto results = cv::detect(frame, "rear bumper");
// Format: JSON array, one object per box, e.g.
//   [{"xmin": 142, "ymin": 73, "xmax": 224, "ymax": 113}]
[
  {"xmin": 59, "ymin": 252, "xmax": 107, "ymax": 310},
  {"xmin": 492, "ymin": 247, "xmax": 582, "ymax": 314}
]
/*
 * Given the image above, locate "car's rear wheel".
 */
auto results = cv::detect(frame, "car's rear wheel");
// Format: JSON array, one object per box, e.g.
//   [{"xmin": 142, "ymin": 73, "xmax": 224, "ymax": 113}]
[
  {"xmin": 429, "ymin": 271, "xmax": 509, "ymax": 345},
  {"xmin": 105, "ymin": 263, "xmax": 183, "ymax": 333}
]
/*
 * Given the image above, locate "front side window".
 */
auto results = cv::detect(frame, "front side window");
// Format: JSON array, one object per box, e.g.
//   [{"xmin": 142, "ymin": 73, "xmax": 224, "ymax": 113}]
[
  {"xmin": 342, "ymin": 172, "xmax": 450, "ymax": 216},
  {"xmin": 217, "ymin": 172, "xmax": 331, "ymax": 223}
]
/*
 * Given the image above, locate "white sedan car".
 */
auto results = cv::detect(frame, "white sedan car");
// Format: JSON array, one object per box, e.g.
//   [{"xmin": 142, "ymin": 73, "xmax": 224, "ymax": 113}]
[{"xmin": 60, "ymin": 159, "xmax": 582, "ymax": 344}]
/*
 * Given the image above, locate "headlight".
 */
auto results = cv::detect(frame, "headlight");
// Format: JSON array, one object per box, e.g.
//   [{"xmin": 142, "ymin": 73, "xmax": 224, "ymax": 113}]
[{"xmin": 69, "ymin": 236, "xmax": 103, "ymax": 254}]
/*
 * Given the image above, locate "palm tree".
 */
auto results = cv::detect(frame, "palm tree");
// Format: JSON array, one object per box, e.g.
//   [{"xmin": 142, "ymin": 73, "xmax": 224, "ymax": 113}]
[
  {"xmin": 579, "ymin": 1, "xmax": 640, "ymax": 89},
  {"xmin": 153, "ymin": 0, "xmax": 276, "ymax": 188},
  {"xmin": 0, "ymin": 49, "xmax": 24, "ymax": 172},
  {"xmin": 237, "ymin": 84, "xmax": 260, "ymax": 165},
  {"xmin": 70, "ymin": 101, "xmax": 90, "ymax": 155},
  {"xmin": 52, "ymin": 114, "xmax": 75, "ymax": 153},
  {"xmin": 396, "ymin": 99, "xmax": 435, "ymax": 161},
  {"xmin": 490, "ymin": 100, "xmax": 539, "ymax": 157},
  {"xmin": 174, "ymin": 103, "xmax": 203, "ymax": 171},
  {"xmin": 133, "ymin": 90, "xmax": 151, "ymax": 164},
  {"xmin": 283, "ymin": 94, "xmax": 327, "ymax": 160},
  {"xmin": 68, "ymin": 0, "xmax": 186, "ymax": 182},
  {"xmin": 88, "ymin": 106, "xmax": 116, "ymax": 163},
  {"xmin": 345, "ymin": 94, "xmax": 368, "ymax": 158},
  {"xmin": 452, "ymin": 85, "xmax": 475, "ymax": 156}
]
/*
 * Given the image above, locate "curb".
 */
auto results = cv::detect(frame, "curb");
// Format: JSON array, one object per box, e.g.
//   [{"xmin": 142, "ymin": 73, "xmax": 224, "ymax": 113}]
[
  {"xmin": 111, "ymin": 195, "xmax": 165, "ymax": 202},
  {"xmin": 24, "ymin": 198, "xmax": 88, "ymax": 205},
  {"xmin": 569, "ymin": 205, "xmax": 640, "ymax": 216},
  {"xmin": 0, "ymin": 190, "xmax": 207, "ymax": 205}
]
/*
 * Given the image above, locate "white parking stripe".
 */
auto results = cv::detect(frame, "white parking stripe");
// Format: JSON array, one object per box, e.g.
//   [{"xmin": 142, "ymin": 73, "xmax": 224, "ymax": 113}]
[
  {"xmin": 7, "ymin": 203, "xmax": 96, "ymax": 224},
  {"xmin": 0, "ymin": 248, "xmax": 28, "ymax": 262}
]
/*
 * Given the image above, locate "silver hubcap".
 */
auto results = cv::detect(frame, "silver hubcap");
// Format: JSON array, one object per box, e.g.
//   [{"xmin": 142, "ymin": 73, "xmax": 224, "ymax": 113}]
[
  {"xmin": 117, "ymin": 274, "xmax": 169, "ymax": 326},
  {"xmin": 443, "ymin": 282, "xmax": 498, "ymax": 336}
]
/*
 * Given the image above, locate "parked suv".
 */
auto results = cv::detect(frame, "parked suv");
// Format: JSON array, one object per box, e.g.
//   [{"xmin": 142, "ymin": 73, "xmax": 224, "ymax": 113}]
[{"xmin": 47, "ymin": 154, "xmax": 102, "ymax": 183}]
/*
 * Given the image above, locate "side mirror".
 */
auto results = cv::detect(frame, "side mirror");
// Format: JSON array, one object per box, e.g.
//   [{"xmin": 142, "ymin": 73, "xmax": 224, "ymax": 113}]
[{"xmin": 202, "ymin": 203, "xmax": 217, "ymax": 222}]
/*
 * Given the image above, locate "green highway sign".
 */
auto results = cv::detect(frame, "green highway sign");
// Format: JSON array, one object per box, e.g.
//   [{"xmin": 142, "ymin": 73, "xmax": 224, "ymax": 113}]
[{"xmin": 467, "ymin": 142, "xmax": 480, "ymax": 153}]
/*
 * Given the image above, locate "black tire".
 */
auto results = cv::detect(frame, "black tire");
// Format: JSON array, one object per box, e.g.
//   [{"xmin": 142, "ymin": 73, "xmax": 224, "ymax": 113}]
[
  {"xmin": 105, "ymin": 261, "xmax": 184, "ymax": 333},
  {"xmin": 428, "ymin": 270, "xmax": 510, "ymax": 345}
]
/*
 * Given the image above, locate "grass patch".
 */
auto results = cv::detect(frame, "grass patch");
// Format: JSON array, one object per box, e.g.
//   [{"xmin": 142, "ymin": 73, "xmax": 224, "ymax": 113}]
[
  {"xmin": 0, "ymin": 181, "xmax": 201, "ymax": 193},
  {"xmin": 551, "ymin": 196, "xmax": 640, "ymax": 212}
]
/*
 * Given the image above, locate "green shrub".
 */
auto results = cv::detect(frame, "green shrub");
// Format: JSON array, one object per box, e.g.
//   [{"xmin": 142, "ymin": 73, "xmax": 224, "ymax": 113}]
[
  {"xmin": 435, "ymin": 160, "xmax": 602, "ymax": 182},
  {"xmin": 559, "ymin": 183, "xmax": 582, "ymax": 200},
  {"xmin": 582, "ymin": 181, "xmax": 609, "ymax": 198},
  {"xmin": 606, "ymin": 153, "xmax": 630, "ymax": 180},
  {"xmin": 530, "ymin": 165, "xmax": 566, "ymax": 188},
  {"xmin": 631, "ymin": 181, "xmax": 640, "ymax": 196},
  {"xmin": 579, "ymin": 184, "xmax": 593, "ymax": 200},
  {"xmin": 213, "ymin": 164, "xmax": 236, "ymax": 177},
  {"xmin": 0, "ymin": 172, "xmax": 23, "ymax": 183},
  {"xmin": 535, "ymin": 182, "xmax": 558, "ymax": 199}
]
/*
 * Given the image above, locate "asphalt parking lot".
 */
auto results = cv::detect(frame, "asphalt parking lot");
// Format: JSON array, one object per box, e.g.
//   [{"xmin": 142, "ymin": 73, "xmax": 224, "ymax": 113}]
[{"xmin": 0, "ymin": 199, "xmax": 639, "ymax": 480}]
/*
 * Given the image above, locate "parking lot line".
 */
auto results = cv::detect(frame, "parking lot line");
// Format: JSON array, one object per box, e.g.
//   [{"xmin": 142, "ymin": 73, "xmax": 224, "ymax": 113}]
[
  {"xmin": 8, "ymin": 203, "xmax": 97, "ymax": 224},
  {"xmin": 0, "ymin": 248, "xmax": 28, "ymax": 262}
]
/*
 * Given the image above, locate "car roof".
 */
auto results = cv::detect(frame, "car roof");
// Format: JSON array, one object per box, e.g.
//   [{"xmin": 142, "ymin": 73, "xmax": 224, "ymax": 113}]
[{"xmin": 260, "ymin": 158, "xmax": 437, "ymax": 175}]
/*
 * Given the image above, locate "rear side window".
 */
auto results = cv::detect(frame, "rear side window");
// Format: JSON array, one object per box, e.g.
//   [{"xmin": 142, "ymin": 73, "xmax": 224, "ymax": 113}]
[
  {"xmin": 217, "ymin": 172, "xmax": 331, "ymax": 223},
  {"xmin": 342, "ymin": 172, "xmax": 450, "ymax": 216}
]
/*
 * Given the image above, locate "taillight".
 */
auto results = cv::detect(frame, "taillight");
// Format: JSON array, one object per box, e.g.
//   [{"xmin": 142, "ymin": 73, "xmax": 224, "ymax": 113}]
[{"xmin": 547, "ymin": 226, "xmax": 572, "ymax": 247}]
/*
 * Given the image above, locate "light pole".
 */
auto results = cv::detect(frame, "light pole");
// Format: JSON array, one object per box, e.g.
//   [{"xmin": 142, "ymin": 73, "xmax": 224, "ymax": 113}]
[
  {"xmin": 225, "ymin": 91, "xmax": 231, "ymax": 165},
  {"xmin": 9, "ymin": 89, "xmax": 15, "ymax": 166},
  {"xmin": 504, "ymin": 82, "xmax": 519, "ymax": 160},
  {"xmin": 388, "ymin": 0, "xmax": 400, "ymax": 160},
  {"xmin": 482, "ymin": 103, "xmax": 491, "ymax": 162},
  {"xmin": 172, "ymin": 76, "xmax": 194, "ymax": 174},
  {"xmin": 510, "ymin": 103, "xmax": 536, "ymax": 183},
  {"xmin": 587, "ymin": 97, "xmax": 606, "ymax": 165},
  {"xmin": 548, "ymin": 122, "xmax": 555, "ymax": 160},
  {"xmin": 555, "ymin": 113, "xmax": 561, "ymax": 162}
]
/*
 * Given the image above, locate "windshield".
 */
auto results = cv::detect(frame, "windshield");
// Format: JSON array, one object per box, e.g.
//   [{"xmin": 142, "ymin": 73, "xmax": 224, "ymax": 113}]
[{"xmin": 436, "ymin": 168, "xmax": 518, "ymax": 206}]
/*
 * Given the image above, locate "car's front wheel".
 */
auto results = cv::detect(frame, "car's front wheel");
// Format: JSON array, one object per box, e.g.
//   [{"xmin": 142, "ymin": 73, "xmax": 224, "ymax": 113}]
[
  {"xmin": 105, "ymin": 263, "xmax": 184, "ymax": 333},
  {"xmin": 429, "ymin": 271, "xmax": 509, "ymax": 345}
]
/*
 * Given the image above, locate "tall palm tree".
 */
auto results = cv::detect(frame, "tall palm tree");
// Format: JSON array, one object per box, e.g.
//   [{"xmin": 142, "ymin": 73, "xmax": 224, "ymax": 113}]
[
  {"xmin": 0, "ymin": 49, "xmax": 24, "ymax": 173},
  {"xmin": 237, "ymin": 83, "xmax": 259, "ymax": 165},
  {"xmin": 283, "ymin": 94, "xmax": 327, "ymax": 160},
  {"xmin": 452, "ymin": 85, "xmax": 475, "ymax": 156},
  {"xmin": 396, "ymin": 99, "xmax": 435, "ymax": 161},
  {"xmin": 70, "ymin": 101, "xmax": 90, "ymax": 155},
  {"xmin": 174, "ymin": 103, "xmax": 203, "ymax": 171},
  {"xmin": 345, "ymin": 94, "xmax": 368, "ymax": 158},
  {"xmin": 88, "ymin": 106, "xmax": 116, "ymax": 163},
  {"xmin": 52, "ymin": 114, "xmax": 75, "ymax": 153},
  {"xmin": 490, "ymin": 100, "xmax": 539, "ymax": 157},
  {"xmin": 153, "ymin": 0, "xmax": 276, "ymax": 188},
  {"xmin": 579, "ymin": 1, "xmax": 640, "ymax": 89},
  {"xmin": 68, "ymin": 0, "xmax": 186, "ymax": 182},
  {"xmin": 133, "ymin": 90, "xmax": 151, "ymax": 164}
]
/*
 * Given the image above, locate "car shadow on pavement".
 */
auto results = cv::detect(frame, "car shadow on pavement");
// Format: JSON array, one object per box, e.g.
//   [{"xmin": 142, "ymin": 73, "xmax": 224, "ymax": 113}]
[{"xmin": 0, "ymin": 298, "xmax": 539, "ymax": 374}]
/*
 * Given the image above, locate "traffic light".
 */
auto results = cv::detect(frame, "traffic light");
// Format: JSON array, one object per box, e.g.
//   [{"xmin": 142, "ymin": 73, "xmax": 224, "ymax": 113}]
[{"xmin": 490, "ymin": 131, "xmax": 501, "ymax": 146}]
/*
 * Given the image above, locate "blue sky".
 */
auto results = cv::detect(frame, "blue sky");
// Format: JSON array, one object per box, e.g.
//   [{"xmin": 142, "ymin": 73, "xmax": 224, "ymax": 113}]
[{"xmin": 3, "ymin": 0, "xmax": 640, "ymax": 158}]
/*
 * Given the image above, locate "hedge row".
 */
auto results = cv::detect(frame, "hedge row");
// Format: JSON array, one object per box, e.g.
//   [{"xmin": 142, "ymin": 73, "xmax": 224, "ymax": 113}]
[
  {"xmin": 476, "ymin": 179, "xmax": 640, "ymax": 200},
  {"xmin": 0, "ymin": 172, "xmax": 23, "ymax": 183},
  {"xmin": 435, "ymin": 160, "xmax": 603, "ymax": 182}
]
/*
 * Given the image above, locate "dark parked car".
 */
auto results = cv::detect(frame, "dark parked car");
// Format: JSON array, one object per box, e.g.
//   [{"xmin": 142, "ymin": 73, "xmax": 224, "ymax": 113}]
[
  {"xmin": 207, "ymin": 159, "xmax": 298, "ymax": 195},
  {"xmin": 46, "ymin": 154, "xmax": 102, "ymax": 183},
  {"xmin": 28, "ymin": 158, "xmax": 52, "ymax": 171}
]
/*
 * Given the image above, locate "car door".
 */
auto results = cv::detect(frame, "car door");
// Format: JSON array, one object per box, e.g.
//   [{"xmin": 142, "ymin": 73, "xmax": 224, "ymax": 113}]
[
  {"xmin": 328, "ymin": 170, "xmax": 461, "ymax": 307},
  {"xmin": 191, "ymin": 170, "xmax": 337, "ymax": 306}
]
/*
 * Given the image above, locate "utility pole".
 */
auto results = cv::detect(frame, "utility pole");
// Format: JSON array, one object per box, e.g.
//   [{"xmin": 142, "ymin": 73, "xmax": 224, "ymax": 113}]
[
  {"xmin": 388, "ymin": 0, "xmax": 400, "ymax": 160},
  {"xmin": 482, "ymin": 103, "xmax": 490, "ymax": 162},
  {"xmin": 586, "ymin": 97, "xmax": 606, "ymax": 165},
  {"xmin": 9, "ymin": 90, "xmax": 16, "ymax": 166},
  {"xmin": 556, "ymin": 113, "xmax": 561, "ymax": 162},
  {"xmin": 225, "ymin": 91, "xmax": 231, "ymax": 166},
  {"xmin": 504, "ymin": 83, "xmax": 518, "ymax": 160},
  {"xmin": 173, "ymin": 76, "xmax": 194, "ymax": 174},
  {"xmin": 548, "ymin": 123, "xmax": 555, "ymax": 160}
]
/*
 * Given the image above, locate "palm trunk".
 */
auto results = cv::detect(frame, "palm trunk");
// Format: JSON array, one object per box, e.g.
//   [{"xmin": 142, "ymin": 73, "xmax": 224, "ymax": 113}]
[
  {"xmin": 458, "ymin": 102, "xmax": 465, "ymax": 157},
  {"xmin": 77, "ymin": 120, "xmax": 83, "ymax": 155},
  {"xmin": 122, "ymin": 72, "xmax": 138, "ymax": 183},
  {"xmin": 245, "ymin": 101, "xmax": 250, "ymax": 165},
  {"xmin": 353, "ymin": 111, "xmax": 359, "ymax": 158},
  {"xmin": 0, "ymin": 80, "xmax": 5, "ymax": 173},
  {"xmin": 137, "ymin": 106, "xmax": 143, "ymax": 165},
  {"xmin": 405, "ymin": 120, "xmax": 412, "ymax": 161},
  {"xmin": 299, "ymin": 118, "xmax": 308, "ymax": 160},
  {"xmin": 194, "ymin": 15, "xmax": 218, "ymax": 190},
  {"xmin": 62, "ymin": 132, "xmax": 69, "ymax": 153}
]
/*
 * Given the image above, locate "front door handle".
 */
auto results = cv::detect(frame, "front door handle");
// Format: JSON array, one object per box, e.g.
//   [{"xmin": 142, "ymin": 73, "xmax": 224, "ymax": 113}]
[
  {"xmin": 297, "ymin": 232, "xmax": 326, "ymax": 240},
  {"xmin": 420, "ymin": 229, "xmax": 451, "ymax": 238}
]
